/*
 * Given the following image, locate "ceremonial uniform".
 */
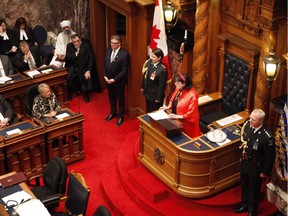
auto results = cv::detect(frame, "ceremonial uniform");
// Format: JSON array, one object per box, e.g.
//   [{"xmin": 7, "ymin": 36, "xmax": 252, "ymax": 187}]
[
  {"xmin": 141, "ymin": 59, "xmax": 167, "ymax": 113},
  {"xmin": 240, "ymin": 121, "xmax": 275, "ymax": 215}
]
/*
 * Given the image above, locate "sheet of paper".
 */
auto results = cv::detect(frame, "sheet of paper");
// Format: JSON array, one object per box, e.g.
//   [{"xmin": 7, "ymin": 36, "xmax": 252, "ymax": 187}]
[
  {"xmin": 0, "ymin": 76, "xmax": 12, "ymax": 83},
  {"xmin": 6, "ymin": 128, "xmax": 21, "ymax": 135},
  {"xmin": 55, "ymin": 112, "xmax": 70, "ymax": 119},
  {"xmin": 15, "ymin": 199, "xmax": 51, "ymax": 216},
  {"xmin": 217, "ymin": 138, "xmax": 231, "ymax": 146},
  {"xmin": 216, "ymin": 114, "xmax": 243, "ymax": 126},
  {"xmin": 26, "ymin": 70, "xmax": 40, "ymax": 78},
  {"xmin": 148, "ymin": 110, "xmax": 169, "ymax": 120},
  {"xmin": 2, "ymin": 190, "xmax": 32, "ymax": 206},
  {"xmin": 198, "ymin": 95, "xmax": 213, "ymax": 105},
  {"xmin": 40, "ymin": 68, "xmax": 53, "ymax": 73},
  {"xmin": 0, "ymin": 112, "xmax": 4, "ymax": 121}
]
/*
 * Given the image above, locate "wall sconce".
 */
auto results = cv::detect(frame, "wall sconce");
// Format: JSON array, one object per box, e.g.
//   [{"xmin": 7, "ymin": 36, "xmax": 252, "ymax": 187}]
[
  {"xmin": 263, "ymin": 49, "xmax": 281, "ymax": 88},
  {"xmin": 163, "ymin": 1, "xmax": 178, "ymax": 29}
]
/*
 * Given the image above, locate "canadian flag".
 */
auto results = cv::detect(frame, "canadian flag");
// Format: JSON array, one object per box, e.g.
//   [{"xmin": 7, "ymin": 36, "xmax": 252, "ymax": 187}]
[{"xmin": 149, "ymin": 0, "xmax": 171, "ymax": 82}]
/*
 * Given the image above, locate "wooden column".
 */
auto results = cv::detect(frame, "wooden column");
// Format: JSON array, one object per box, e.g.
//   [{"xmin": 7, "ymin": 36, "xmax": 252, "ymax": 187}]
[
  {"xmin": 253, "ymin": 30, "xmax": 277, "ymax": 116},
  {"xmin": 192, "ymin": 0, "xmax": 209, "ymax": 94}
]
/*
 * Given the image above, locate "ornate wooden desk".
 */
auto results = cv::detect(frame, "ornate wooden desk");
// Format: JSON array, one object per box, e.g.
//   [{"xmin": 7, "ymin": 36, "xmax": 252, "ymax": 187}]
[
  {"xmin": 0, "ymin": 67, "xmax": 68, "ymax": 115},
  {"xmin": 138, "ymin": 115, "xmax": 242, "ymax": 198},
  {"xmin": 38, "ymin": 108, "xmax": 85, "ymax": 165},
  {"xmin": 0, "ymin": 120, "xmax": 46, "ymax": 179}
]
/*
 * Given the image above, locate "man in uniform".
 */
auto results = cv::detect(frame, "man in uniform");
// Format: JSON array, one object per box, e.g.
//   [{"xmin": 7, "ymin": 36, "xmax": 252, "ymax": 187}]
[{"xmin": 234, "ymin": 109, "xmax": 275, "ymax": 216}]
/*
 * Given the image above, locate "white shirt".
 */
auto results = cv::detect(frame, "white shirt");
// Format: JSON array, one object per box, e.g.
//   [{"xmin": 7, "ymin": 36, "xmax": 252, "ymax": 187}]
[
  {"xmin": 0, "ymin": 31, "xmax": 9, "ymax": 40},
  {"xmin": 0, "ymin": 59, "xmax": 6, "ymax": 77},
  {"xmin": 20, "ymin": 29, "xmax": 28, "ymax": 40},
  {"xmin": 110, "ymin": 47, "xmax": 120, "ymax": 62}
]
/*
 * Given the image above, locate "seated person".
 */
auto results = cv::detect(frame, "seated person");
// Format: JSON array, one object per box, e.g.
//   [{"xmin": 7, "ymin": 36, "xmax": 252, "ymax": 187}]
[
  {"xmin": 161, "ymin": 73, "xmax": 201, "ymax": 138},
  {"xmin": 32, "ymin": 83, "xmax": 61, "ymax": 119},
  {"xmin": 0, "ymin": 54, "xmax": 14, "ymax": 77},
  {"xmin": 0, "ymin": 94, "xmax": 15, "ymax": 128},
  {"xmin": 13, "ymin": 17, "xmax": 37, "ymax": 47},
  {"xmin": 0, "ymin": 18, "xmax": 17, "ymax": 57},
  {"xmin": 14, "ymin": 41, "xmax": 47, "ymax": 73}
]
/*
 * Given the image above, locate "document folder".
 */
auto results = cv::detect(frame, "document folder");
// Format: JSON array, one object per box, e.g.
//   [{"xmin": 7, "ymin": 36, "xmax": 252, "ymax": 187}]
[{"xmin": 0, "ymin": 172, "xmax": 27, "ymax": 188}]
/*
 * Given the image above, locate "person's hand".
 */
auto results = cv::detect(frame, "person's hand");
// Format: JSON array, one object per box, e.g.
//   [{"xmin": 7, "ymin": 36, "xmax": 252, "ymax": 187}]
[
  {"xmin": 260, "ymin": 173, "xmax": 268, "ymax": 178},
  {"xmin": 104, "ymin": 76, "xmax": 108, "ymax": 82},
  {"xmin": 84, "ymin": 71, "xmax": 91, "ymax": 79},
  {"xmin": 106, "ymin": 79, "xmax": 115, "ymax": 84},
  {"xmin": 0, "ymin": 118, "xmax": 9, "ymax": 128},
  {"xmin": 168, "ymin": 113, "xmax": 183, "ymax": 119},
  {"xmin": 50, "ymin": 111, "xmax": 57, "ymax": 117},
  {"xmin": 57, "ymin": 54, "xmax": 65, "ymax": 60},
  {"xmin": 159, "ymin": 105, "xmax": 169, "ymax": 110},
  {"xmin": 23, "ymin": 52, "xmax": 31, "ymax": 61},
  {"xmin": 10, "ymin": 46, "xmax": 17, "ymax": 53},
  {"xmin": 40, "ymin": 64, "xmax": 47, "ymax": 68}
]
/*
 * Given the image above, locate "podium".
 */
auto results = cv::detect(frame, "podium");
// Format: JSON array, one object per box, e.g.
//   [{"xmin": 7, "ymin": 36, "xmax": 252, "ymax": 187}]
[{"xmin": 138, "ymin": 114, "xmax": 242, "ymax": 198}]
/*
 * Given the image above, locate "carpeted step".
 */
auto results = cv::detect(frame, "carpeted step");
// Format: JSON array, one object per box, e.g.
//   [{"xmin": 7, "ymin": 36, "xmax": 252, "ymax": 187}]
[
  {"xmin": 101, "ymin": 166, "xmax": 150, "ymax": 216},
  {"xmin": 127, "ymin": 166, "xmax": 169, "ymax": 203}
]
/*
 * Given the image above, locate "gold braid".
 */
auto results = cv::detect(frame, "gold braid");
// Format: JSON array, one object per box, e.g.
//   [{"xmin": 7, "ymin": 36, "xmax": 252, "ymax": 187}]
[{"xmin": 239, "ymin": 120, "xmax": 248, "ymax": 154}]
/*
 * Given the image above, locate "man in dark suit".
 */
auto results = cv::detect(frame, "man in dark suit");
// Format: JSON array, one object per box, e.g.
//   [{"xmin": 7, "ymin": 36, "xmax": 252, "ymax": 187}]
[
  {"xmin": 234, "ymin": 109, "xmax": 275, "ymax": 216},
  {"xmin": 0, "ymin": 94, "xmax": 14, "ymax": 128},
  {"xmin": 103, "ymin": 35, "xmax": 129, "ymax": 126},
  {"xmin": 14, "ymin": 41, "xmax": 47, "ymax": 73},
  {"xmin": 65, "ymin": 34, "xmax": 93, "ymax": 103},
  {"xmin": 0, "ymin": 54, "xmax": 14, "ymax": 76}
]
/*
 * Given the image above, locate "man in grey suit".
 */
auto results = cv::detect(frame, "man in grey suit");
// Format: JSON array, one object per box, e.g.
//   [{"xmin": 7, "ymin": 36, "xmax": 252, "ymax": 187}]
[
  {"xmin": 0, "ymin": 54, "xmax": 14, "ymax": 76},
  {"xmin": 103, "ymin": 35, "xmax": 130, "ymax": 126}
]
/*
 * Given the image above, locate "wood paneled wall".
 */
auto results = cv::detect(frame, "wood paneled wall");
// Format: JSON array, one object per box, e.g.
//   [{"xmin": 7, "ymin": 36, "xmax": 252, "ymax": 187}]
[{"xmin": 90, "ymin": 0, "xmax": 287, "ymax": 132}]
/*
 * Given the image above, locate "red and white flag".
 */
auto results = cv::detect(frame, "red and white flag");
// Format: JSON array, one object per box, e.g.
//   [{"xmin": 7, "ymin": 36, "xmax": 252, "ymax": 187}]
[{"xmin": 149, "ymin": 0, "xmax": 171, "ymax": 82}]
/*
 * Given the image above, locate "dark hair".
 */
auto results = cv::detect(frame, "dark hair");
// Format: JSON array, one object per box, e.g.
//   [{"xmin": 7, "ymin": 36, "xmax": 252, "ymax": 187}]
[
  {"xmin": 71, "ymin": 34, "xmax": 81, "ymax": 39},
  {"xmin": 0, "ymin": 18, "xmax": 7, "ymax": 26},
  {"xmin": 175, "ymin": 73, "xmax": 193, "ymax": 90},
  {"xmin": 152, "ymin": 48, "xmax": 164, "ymax": 60},
  {"xmin": 111, "ymin": 35, "xmax": 122, "ymax": 43},
  {"xmin": 15, "ymin": 17, "xmax": 27, "ymax": 31}
]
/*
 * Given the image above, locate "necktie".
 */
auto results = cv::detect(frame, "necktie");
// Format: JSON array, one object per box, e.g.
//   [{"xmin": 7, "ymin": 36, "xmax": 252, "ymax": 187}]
[{"xmin": 110, "ymin": 50, "xmax": 116, "ymax": 62}]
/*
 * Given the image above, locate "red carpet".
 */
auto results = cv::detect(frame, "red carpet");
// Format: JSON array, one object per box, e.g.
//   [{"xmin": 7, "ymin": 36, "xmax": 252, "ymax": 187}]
[{"xmin": 64, "ymin": 90, "xmax": 277, "ymax": 216}]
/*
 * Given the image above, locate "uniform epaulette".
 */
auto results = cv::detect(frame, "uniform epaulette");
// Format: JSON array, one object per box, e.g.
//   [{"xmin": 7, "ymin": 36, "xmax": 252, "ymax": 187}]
[{"xmin": 263, "ymin": 129, "xmax": 273, "ymax": 139}]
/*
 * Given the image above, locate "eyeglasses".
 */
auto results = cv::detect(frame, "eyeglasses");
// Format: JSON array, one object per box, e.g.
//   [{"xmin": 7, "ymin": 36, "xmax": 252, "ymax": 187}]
[{"xmin": 110, "ymin": 42, "xmax": 119, "ymax": 45}]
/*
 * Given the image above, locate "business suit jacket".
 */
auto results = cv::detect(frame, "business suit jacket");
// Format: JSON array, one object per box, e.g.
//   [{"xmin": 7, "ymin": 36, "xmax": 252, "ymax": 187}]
[
  {"xmin": 0, "ymin": 55, "xmax": 14, "ymax": 76},
  {"xmin": 0, "ymin": 29, "xmax": 17, "ymax": 54},
  {"xmin": 0, "ymin": 94, "xmax": 13, "ymax": 121},
  {"xmin": 65, "ymin": 39, "xmax": 94, "ymax": 91},
  {"xmin": 103, "ymin": 47, "xmax": 129, "ymax": 85},
  {"xmin": 141, "ymin": 59, "xmax": 167, "ymax": 102},
  {"xmin": 169, "ymin": 88, "xmax": 201, "ymax": 138},
  {"xmin": 14, "ymin": 46, "xmax": 47, "ymax": 73}
]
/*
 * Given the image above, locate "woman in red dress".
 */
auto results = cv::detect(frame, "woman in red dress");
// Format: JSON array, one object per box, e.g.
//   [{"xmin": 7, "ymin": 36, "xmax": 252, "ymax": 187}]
[{"xmin": 161, "ymin": 73, "xmax": 201, "ymax": 138}]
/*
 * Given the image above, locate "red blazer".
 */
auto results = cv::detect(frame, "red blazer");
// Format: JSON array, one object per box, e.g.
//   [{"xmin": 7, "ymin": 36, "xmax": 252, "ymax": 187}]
[{"xmin": 169, "ymin": 88, "xmax": 201, "ymax": 138}]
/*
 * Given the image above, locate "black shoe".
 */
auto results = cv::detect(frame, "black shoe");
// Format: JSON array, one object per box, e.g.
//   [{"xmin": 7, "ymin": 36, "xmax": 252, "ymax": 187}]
[
  {"xmin": 84, "ymin": 94, "xmax": 90, "ymax": 103},
  {"xmin": 248, "ymin": 212, "xmax": 257, "ymax": 216},
  {"xmin": 68, "ymin": 92, "xmax": 73, "ymax": 101},
  {"xmin": 116, "ymin": 117, "xmax": 124, "ymax": 126},
  {"xmin": 234, "ymin": 206, "xmax": 249, "ymax": 214},
  {"xmin": 105, "ymin": 113, "xmax": 116, "ymax": 121}
]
